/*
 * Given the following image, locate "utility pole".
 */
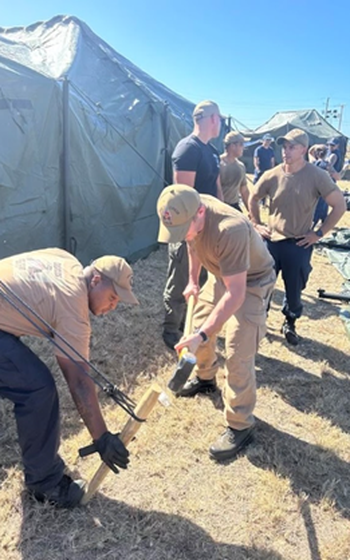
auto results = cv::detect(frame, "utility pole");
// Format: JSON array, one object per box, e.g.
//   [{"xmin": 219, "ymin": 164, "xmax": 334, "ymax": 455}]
[
  {"xmin": 338, "ymin": 105, "xmax": 345, "ymax": 130},
  {"xmin": 323, "ymin": 98, "xmax": 346, "ymax": 131},
  {"xmin": 325, "ymin": 97, "xmax": 330, "ymax": 117}
]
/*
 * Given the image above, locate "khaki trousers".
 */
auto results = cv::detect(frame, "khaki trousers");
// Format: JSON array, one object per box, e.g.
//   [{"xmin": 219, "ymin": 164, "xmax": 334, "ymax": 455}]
[{"xmin": 192, "ymin": 272, "xmax": 275, "ymax": 430}]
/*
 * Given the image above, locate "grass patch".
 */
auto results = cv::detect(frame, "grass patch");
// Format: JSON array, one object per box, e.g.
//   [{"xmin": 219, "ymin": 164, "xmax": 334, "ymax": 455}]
[{"xmin": 1, "ymin": 183, "xmax": 350, "ymax": 559}]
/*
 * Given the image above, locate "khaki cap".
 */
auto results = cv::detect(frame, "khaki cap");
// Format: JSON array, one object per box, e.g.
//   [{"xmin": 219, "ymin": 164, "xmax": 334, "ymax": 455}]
[
  {"xmin": 157, "ymin": 185, "xmax": 201, "ymax": 243},
  {"xmin": 224, "ymin": 131, "xmax": 245, "ymax": 145},
  {"xmin": 276, "ymin": 128, "xmax": 309, "ymax": 148},
  {"xmin": 92, "ymin": 256, "xmax": 139, "ymax": 304},
  {"xmin": 192, "ymin": 100, "xmax": 221, "ymax": 121}
]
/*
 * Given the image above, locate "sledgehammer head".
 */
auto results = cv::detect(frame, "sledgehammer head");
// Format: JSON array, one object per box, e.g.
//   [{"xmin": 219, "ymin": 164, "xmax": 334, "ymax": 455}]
[{"xmin": 168, "ymin": 349, "xmax": 197, "ymax": 394}]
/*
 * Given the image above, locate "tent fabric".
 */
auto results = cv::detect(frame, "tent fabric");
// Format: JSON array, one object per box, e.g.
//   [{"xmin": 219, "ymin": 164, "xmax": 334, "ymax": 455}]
[
  {"xmin": 0, "ymin": 15, "xmax": 196, "ymax": 263},
  {"xmin": 241, "ymin": 109, "xmax": 348, "ymax": 173},
  {"xmin": 317, "ymin": 228, "xmax": 350, "ymax": 341}
]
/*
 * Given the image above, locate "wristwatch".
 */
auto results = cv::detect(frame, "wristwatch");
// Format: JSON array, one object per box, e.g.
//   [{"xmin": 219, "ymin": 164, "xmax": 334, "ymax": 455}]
[
  {"xmin": 198, "ymin": 330, "xmax": 208, "ymax": 343},
  {"xmin": 315, "ymin": 229, "xmax": 324, "ymax": 238}
]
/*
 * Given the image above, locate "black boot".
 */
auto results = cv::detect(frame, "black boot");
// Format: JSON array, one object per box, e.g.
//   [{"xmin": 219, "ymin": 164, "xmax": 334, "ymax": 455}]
[
  {"xmin": 30, "ymin": 474, "xmax": 85, "ymax": 508},
  {"xmin": 281, "ymin": 317, "xmax": 299, "ymax": 346},
  {"xmin": 209, "ymin": 426, "xmax": 254, "ymax": 461},
  {"xmin": 177, "ymin": 376, "xmax": 217, "ymax": 398}
]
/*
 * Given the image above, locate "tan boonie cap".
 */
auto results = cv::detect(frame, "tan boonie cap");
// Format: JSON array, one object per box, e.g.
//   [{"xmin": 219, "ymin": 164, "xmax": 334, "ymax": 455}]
[
  {"xmin": 92, "ymin": 256, "xmax": 139, "ymax": 305},
  {"xmin": 157, "ymin": 185, "xmax": 201, "ymax": 244},
  {"xmin": 192, "ymin": 100, "xmax": 221, "ymax": 121},
  {"xmin": 224, "ymin": 131, "xmax": 245, "ymax": 145},
  {"xmin": 276, "ymin": 128, "xmax": 309, "ymax": 148}
]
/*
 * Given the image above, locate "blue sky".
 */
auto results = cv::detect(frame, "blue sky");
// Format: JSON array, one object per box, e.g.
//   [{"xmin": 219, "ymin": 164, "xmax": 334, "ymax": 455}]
[{"xmin": 2, "ymin": 0, "xmax": 349, "ymax": 136}]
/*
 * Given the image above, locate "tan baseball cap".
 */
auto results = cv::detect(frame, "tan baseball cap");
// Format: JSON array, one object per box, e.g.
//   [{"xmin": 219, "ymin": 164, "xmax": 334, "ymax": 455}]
[
  {"xmin": 92, "ymin": 256, "xmax": 139, "ymax": 304},
  {"xmin": 276, "ymin": 128, "xmax": 309, "ymax": 148},
  {"xmin": 192, "ymin": 100, "xmax": 221, "ymax": 121},
  {"xmin": 224, "ymin": 131, "xmax": 245, "ymax": 145},
  {"xmin": 157, "ymin": 185, "xmax": 201, "ymax": 243}
]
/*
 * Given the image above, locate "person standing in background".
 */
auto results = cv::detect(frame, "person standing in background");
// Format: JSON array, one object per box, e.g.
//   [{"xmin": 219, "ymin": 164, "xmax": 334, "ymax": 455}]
[
  {"xmin": 162, "ymin": 100, "xmax": 223, "ymax": 350},
  {"xmin": 220, "ymin": 131, "xmax": 249, "ymax": 212},
  {"xmin": 253, "ymin": 133, "xmax": 275, "ymax": 184},
  {"xmin": 326, "ymin": 138, "xmax": 342, "ymax": 174},
  {"xmin": 249, "ymin": 129, "xmax": 346, "ymax": 346}
]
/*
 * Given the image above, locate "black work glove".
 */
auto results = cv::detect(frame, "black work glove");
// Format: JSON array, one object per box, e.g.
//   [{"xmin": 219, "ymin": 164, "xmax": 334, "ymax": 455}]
[{"xmin": 94, "ymin": 431, "xmax": 130, "ymax": 474}]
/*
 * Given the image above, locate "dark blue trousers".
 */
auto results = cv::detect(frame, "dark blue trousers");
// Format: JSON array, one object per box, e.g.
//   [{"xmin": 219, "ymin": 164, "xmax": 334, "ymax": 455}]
[
  {"xmin": 0, "ymin": 331, "xmax": 65, "ymax": 491},
  {"xmin": 267, "ymin": 239, "xmax": 313, "ymax": 320}
]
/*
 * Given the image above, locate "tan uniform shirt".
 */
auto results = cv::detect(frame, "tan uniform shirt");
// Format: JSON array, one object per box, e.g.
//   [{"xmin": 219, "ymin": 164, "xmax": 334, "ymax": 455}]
[
  {"xmin": 219, "ymin": 156, "xmax": 247, "ymax": 205},
  {"xmin": 252, "ymin": 162, "xmax": 338, "ymax": 241},
  {"xmin": 192, "ymin": 196, "xmax": 274, "ymax": 286},
  {"xmin": 0, "ymin": 248, "xmax": 91, "ymax": 360}
]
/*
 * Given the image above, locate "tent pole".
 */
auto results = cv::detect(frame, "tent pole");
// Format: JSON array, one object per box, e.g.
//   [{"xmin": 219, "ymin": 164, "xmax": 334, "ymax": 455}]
[
  {"xmin": 62, "ymin": 76, "xmax": 72, "ymax": 253},
  {"xmin": 163, "ymin": 101, "xmax": 171, "ymax": 186}
]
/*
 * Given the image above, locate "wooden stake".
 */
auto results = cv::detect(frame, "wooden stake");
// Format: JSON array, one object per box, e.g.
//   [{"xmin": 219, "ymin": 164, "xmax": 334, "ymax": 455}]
[{"xmin": 81, "ymin": 383, "xmax": 162, "ymax": 504}]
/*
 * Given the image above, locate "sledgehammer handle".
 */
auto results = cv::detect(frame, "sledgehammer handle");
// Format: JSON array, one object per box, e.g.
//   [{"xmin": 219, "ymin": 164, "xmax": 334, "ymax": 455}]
[
  {"xmin": 81, "ymin": 384, "xmax": 162, "ymax": 505},
  {"xmin": 178, "ymin": 294, "xmax": 195, "ymax": 359},
  {"xmin": 184, "ymin": 294, "xmax": 195, "ymax": 337}
]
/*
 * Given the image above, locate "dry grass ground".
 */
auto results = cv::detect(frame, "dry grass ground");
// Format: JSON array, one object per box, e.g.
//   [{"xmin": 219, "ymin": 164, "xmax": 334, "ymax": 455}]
[{"xmin": 1, "ymin": 183, "xmax": 350, "ymax": 560}]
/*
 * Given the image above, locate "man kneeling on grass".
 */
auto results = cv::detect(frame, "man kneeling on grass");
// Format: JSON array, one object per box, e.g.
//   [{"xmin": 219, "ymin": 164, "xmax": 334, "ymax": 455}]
[
  {"xmin": 157, "ymin": 185, "xmax": 276, "ymax": 461},
  {"xmin": 0, "ymin": 249, "xmax": 139, "ymax": 508}
]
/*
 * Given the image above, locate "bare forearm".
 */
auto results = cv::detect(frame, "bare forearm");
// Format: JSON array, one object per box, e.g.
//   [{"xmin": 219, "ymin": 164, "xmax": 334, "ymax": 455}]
[
  {"xmin": 320, "ymin": 206, "xmax": 346, "ymax": 235},
  {"xmin": 68, "ymin": 373, "xmax": 107, "ymax": 439},
  {"xmin": 187, "ymin": 243, "xmax": 202, "ymax": 284},
  {"xmin": 200, "ymin": 290, "xmax": 244, "ymax": 337},
  {"xmin": 249, "ymin": 194, "xmax": 262, "ymax": 224},
  {"xmin": 240, "ymin": 184, "xmax": 250, "ymax": 211},
  {"xmin": 216, "ymin": 178, "xmax": 224, "ymax": 202}
]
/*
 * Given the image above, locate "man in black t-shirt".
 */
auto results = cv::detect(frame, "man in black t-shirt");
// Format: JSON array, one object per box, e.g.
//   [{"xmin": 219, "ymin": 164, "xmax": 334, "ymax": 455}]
[
  {"xmin": 162, "ymin": 100, "xmax": 223, "ymax": 349},
  {"xmin": 326, "ymin": 137, "xmax": 342, "ymax": 173}
]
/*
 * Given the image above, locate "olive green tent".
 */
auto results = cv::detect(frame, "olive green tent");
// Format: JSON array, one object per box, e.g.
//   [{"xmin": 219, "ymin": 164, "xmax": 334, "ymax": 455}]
[
  {"xmin": 241, "ymin": 109, "xmax": 348, "ymax": 173},
  {"xmin": 0, "ymin": 15, "xmax": 197, "ymax": 263}
]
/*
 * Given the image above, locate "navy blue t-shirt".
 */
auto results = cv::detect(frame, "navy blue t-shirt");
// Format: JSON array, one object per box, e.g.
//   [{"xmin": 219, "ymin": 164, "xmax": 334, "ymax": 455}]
[
  {"xmin": 327, "ymin": 148, "xmax": 342, "ymax": 172},
  {"xmin": 172, "ymin": 134, "xmax": 220, "ymax": 197},
  {"xmin": 254, "ymin": 145, "xmax": 275, "ymax": 172}
]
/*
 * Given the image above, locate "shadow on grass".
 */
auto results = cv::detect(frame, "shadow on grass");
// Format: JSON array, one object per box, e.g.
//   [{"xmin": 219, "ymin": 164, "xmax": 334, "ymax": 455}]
[
  {"xmin": 256, "ymin": 354, "xmax": 350, "ymax": 433},
  {"xmin": 269, "ymin": 287, "xmax": 340, "ymax": 322},
  {"xmin": 247, "ymin": 419, "xmax": 350, "ymax": 521},
  {"xmin": 17, "ymin": 491, "xmax": 284, "ymax": 560},
  {"xmin": 263, "ymin": 330, "xmax": 349, "ymax": 376}
]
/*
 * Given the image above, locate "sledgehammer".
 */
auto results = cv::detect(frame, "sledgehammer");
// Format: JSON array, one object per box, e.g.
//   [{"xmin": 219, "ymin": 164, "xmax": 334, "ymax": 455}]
[{"xmin": 168, "ymin": 294, "xmax": 196, "ymax": 394}]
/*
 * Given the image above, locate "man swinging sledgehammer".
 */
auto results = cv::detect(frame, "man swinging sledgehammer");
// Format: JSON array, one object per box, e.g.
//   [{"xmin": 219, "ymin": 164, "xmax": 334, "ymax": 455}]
[{"xmin": 157, "ymin": 185, "xmax": 276, "ymax": 461}]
